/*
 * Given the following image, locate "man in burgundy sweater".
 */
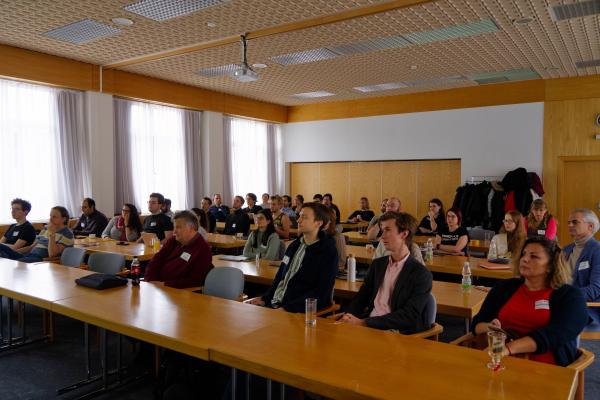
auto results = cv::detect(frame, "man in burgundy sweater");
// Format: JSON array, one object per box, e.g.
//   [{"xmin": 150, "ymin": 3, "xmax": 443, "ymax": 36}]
[{"xmin": 144, "ymin": 210, "xmax": 213, "ymax": 288}]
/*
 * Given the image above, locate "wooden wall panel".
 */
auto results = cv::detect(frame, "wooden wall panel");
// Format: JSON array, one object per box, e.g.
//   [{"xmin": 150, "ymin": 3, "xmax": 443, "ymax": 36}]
[
  {"xmin": 318, "ymin": 163, "xmax": 350, "ymax": 219},
  {"xmin": 290, "ymin": 163, "xmax": 320, "ymax": 202},
  {"xmin": 381, "ymin": 161, "xmax": 418, "ymax": 216},
  {"xmin": 416, "ymin": 160, "xmax": 461, "ymax": 218},
  {"xmin": 543, "ymin": 98, "xmax": 600, "ymax": 240},
  {"xmin": 348, "ymin": 162, "xmax": 382, "ymax": 220}
]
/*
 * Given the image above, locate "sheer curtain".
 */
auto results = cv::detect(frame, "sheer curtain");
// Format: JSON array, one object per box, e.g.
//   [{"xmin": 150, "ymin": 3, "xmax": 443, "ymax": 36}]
[
  {"xmin": 0, "ymin": 78, "xmax": 90, "ymax": 223},
  {"xmin": 223, "ymin": 116, "xmax": 283, "ymax": 201},
  {"xmin": 114, "ymin": 98, "xmax": 190, "ymax": 211},
  {"xmin": 183, "ymin": 109, "xmax": 203, "ymax": 208}
]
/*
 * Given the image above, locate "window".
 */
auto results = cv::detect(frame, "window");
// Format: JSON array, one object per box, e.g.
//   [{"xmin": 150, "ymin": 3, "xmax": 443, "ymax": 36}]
[
  {"xmin": 0, "ymin": 78, "xmax": 61, "ymax": 223},
  {"xmin": 128, "ymin": 101, "xmax": 187, "ymax": 210},
  {"xmin": 226, "ymin": 116, "xmax": 283, "ymax": 200}
]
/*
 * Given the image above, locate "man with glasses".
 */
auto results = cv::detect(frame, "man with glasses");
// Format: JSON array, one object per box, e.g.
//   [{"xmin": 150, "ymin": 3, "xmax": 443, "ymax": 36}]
[
  {"xmin": 0, "ymin": 198, "xmax": 36, "ymax": 252},
  {"xmin": 73, "ymin": 197, "xmax": 108, "ymax": 237},
  {"xmin": 142, "ymin": 192, "xmax": 173, "ymax": 241},
  {"xmin": 564, "ymin": 208, "xmax": 600, "ymax": 326}
]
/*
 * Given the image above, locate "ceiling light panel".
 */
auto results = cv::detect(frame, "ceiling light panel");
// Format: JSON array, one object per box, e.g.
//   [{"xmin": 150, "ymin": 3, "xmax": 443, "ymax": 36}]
[
  {"xmin": 353, "ymin": 82, "xmax": 408, "ymax": 92},
  {"xmin": 124, "ymin": 0, "xmax": 228, "ymax": 21},
  {"xmin": 329, "ymin": 35, "xmax": 411, "ymax": 55},
  {"xmin": 271, "ymin": 48, "xmax": 339, "ymax": 65},
  {"xmin": 403, "ymin": 19, "xmax": 499, "ymax": 44},
  {"xmin": 42, "ymin": 19, "xmax": 121, "ymax": 44},
  {"xmin": 195, "ymin": 63, "xmax": 239, "ymax": 77},
  {"xmin": 404, "ymin": 76, "xmax": 468, "ymax": 86},
  {"xmin": 468, "ymin": 68, "xmax": 540, "ymax": 84},
  {"xmin": 576, "ymin": 59, "xmax": 600, "ymax": 68},
  {"xmin": 291, "ymin": 91, "xmax": 335, "ymax": 98},
  {"xmin": 548, "ymin": 0, "xmax": 600, "ymax": 22}
]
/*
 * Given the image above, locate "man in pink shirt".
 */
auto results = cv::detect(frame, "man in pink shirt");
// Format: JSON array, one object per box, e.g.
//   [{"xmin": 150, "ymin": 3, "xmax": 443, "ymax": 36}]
[{"xmin": 340, "ymin": 212, "xmax": 433, "ymax": 333}]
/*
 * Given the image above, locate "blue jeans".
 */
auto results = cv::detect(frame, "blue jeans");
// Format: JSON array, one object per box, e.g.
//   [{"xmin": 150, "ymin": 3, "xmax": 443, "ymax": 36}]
[{"xmin": 0, "ymin": 243, "xmax": 44, "ymax": 263}]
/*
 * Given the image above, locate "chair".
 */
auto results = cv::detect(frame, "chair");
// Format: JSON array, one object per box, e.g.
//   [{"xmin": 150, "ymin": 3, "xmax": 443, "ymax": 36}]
[
  {"xmin": 87, "ymin": 252, "xmax": 125, "ymax": 274},
  {"xmin": 408, "ymin": 293, "xmax": 443, "ymax": 340},
  {"xmin": 581, "ymin": 302, "xmax": 600, "ymax": 340},
  {"xmin": 203, "ymin": 267, "xmax": 244, "ymax": 301},
  {"xmin": 60, "ymin": 247, "xmax": 86, "ymax": 267}
]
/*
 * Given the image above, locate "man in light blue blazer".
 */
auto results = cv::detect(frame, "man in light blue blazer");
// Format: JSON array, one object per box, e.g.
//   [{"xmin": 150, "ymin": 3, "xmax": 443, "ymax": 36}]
[{"xmin": 564, "ymin": 208, "xmax": 600, "ymax": 326}]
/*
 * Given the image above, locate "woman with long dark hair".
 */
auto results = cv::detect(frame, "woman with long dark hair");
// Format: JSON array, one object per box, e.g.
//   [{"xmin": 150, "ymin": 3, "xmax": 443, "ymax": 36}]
[
  {"xmin": 102, "ymin": 203, "xmax": 142, "ymax": 241},
  {"xmin": 243, "ymin": 209, "xmax": 281, "ymax": 260}
]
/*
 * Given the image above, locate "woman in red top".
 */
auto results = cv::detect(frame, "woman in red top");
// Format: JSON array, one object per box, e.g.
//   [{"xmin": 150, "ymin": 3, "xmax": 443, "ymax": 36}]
[{"xmin": 472, "ymin": 237, "xmax": 587, "ymax": 366}]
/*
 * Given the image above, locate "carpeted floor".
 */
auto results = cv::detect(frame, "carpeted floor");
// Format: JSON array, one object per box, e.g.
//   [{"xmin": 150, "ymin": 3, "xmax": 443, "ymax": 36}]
[{"xmin": 0, "ymin": 302, "xmax": 598, "ymax": 399}]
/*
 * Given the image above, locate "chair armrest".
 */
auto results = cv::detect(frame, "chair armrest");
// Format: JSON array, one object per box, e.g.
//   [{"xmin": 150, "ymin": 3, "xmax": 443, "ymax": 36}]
[
  {"xmin": 315, "ymin": 303, "xmax": 340, "ymax": 317},
  {"xmin": 568, "ymin": 348, "xmax": 595, "ymax": 371},
  {"xmin": 450, "ymin": 332, "xmax": 475, "ymax": 346},
  {"xmin": 587, "ymin": 302, "xmax": 600, "ymax": 307},
  {"xmin": 43, "ymin": 257, "xmax": 60, "ymax": 263},
  {"xmin": 78, "ymin": 264, "xmax": 89, "ymax": 270},
  {"xmin": 409, "ymin": 323, "xmax": 443, "ymax": 340}
]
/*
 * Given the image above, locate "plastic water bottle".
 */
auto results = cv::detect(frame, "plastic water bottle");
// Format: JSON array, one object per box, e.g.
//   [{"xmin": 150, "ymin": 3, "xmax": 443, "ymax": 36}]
[
  {"xmin": 131, "ymin": 257, "xmax": 140, "ymax": 286},
  {"xmin": 461, "ymin": 261, "xmax": 472, "ymax": 291},
  {"xmin": 425, "ymin": 238, "xmax": 434, "ymax": 262},
  {"xmin": 488, "ymin": 240, "xmax": 498, "ymax": 260},
  {"xmin": 255, "ymin": 253, "xmax": 261, "ymax": 267},
  {"xmin": 347, "ymin": 254, "xmax": 356, "ymax": 282}
]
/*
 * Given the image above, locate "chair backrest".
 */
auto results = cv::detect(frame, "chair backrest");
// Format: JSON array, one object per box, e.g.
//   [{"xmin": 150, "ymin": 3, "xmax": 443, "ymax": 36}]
[
  {"xmin": 468, "ymin": 228, "xmax": 495, "ymax": 241},
  {"xmin": 203, "ymin": 267, "xmax": 244, "ymax": 301},
  {"xmin": 87, "ymin": 252, "xmax": 125, "ymax": 274},
  {"xmin": 423, "ymin": 293, "xmax": 437, "ymax": 327},
  {"xmin": 60, "ymin": 247, "xmax": 86, "ymax": 267}
]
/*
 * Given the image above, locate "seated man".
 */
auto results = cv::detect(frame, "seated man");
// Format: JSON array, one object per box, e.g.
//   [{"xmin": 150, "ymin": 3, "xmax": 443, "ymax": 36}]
[
  {"xmin": 144, "ymin": 210, "xmax": 213, "ymax": 289},
  {"xmin": 312, "ymin": 193, "xmax": 323, "ymax": 203},
  {"xmin": 201, "ymin": 197, "xmax": 217, "ymax": 233},
  {"xmin": 367, "ymin": 197, "xmax": 401, "ymax": 240},
  {"xmin": 244, "ymin": 192, "xmax": 263, "ymax": 214},
  {"xmin": 249, "ymin": 202, "xmax": 338, "ymax": 312},
  {"xmin": 340, "ymin": 212, "xmax": 432, "ymax": 333},
  {"xmin": 224, "ymin": 196, "xmax": 251, "ymax": 236},
  {"xmin": 367, "ymin": 198, "xmax": 388, "ymax": 230},
  {"xmin": 142, "ymin": 192, "xmax": 173, "ymax": 242},
  {"xmin": 0, "ymin": 206, "xmax": 74, "ymax": 263},
  {"xmin": 348, "ymin": 197, "xmax": 375, "ymax": 223},
  {"xmin": 322, "ymin": 193, "xmax": 341, "ymax": 224},
  {"xmin": 208, "ymin": 193, "xmax": 230, "ymax": 222},
  {"xmin": 281, "ymin": 195, "xmax": 295, "ymax": 217},
  {"xmin": 73, "ymin": 197, "xmax": 109, "ymax": 237},
  {"xmin": 564, "ymin": 208, "xmax": 600, "ymax": 326},
  {"xmin": 0, "ymin": 198, "xmax": 36, "ymax": 253},
  {"xmin": 161, "ymin": 198, "xmax": 174, "ymax": 219}
]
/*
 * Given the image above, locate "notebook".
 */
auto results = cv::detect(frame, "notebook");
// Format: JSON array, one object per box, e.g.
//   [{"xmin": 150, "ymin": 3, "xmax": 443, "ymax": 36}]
[
  {"xmin": 219, "ymin": 255, "xmax": 250, "ymax": 262},
  {"xmin": 479, "ymin": 260, "xmax": 511, "ymax": 270}
]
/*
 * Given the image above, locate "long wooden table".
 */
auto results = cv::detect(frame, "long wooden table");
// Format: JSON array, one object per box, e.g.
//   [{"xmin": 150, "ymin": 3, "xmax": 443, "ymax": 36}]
[
  {"xmin": 75, "ymin": 238, "xmax": 157, "ymax": 261},
  {"xmin": 212, "ymin": 256, "xmax": 487, "ymax": 320},
  {"xmin": 426, "ymin": 255, "xmax": 515, "ymax": 280},
  {"xmin": 0, "ymin": 259, "xmax": 578, "ymax": 399},
  {"xmin": 206, "ymin": 233, "xmax": 246, "ymax": 249}
]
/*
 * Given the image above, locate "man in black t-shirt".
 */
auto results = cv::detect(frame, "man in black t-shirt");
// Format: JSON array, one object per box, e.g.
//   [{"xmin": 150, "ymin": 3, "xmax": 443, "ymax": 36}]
[
  {"xmin": 73, "ymin": 198, "xmax": 109, "ymax": 237},
  {"xmin": 323, "ymin": 193, "xmax": 341, "ymax": 224},
  {"xmin": 0, "ymin": 198, "xmax": 36, "ymax": 253},
  {"xmin": 348, "ymin": 197, "xmax": 375, "ymax": 223},
  {"xmin": 224, "ymin": 196, "xmax": 251, "ymax": 236},
  {"xmin": 142, "ymin": 193, "xmax": 174, "ymax": 241}
]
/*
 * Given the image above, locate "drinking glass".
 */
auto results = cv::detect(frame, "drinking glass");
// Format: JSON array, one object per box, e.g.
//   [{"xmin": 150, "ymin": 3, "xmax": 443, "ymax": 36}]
[
  {"xmin": 305, "ymin": 298, "xmax": 317, "ymax": 326},
  {"xmin": 487, "ymin": 331, "xmax": 506, "ymax": 371}
]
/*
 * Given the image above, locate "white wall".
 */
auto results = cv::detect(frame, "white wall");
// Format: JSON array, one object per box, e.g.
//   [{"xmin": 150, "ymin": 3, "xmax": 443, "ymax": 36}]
[
  {"xmin": 282, "ymin": 103, "xmax": 544, "ymax": 182},
  {"xmin": 86, "ymin": 91, "xmax": 115, "ymax": 215}
]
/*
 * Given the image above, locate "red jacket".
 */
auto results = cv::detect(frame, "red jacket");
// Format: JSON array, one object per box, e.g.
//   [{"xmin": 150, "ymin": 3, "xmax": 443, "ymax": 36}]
[{"xmin": 144, "ymin": 233, "xmax": 213, "ymax": 288}]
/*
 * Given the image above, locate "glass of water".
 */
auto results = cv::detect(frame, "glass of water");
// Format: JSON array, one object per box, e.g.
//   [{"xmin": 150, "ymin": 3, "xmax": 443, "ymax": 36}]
[
  {"xmin": 487, "ymin": 331, "xmax": 506, "ymax": 371},
  {"xmin": 305, "ymin": 298, "xmax": 317, "ymax": 326}
]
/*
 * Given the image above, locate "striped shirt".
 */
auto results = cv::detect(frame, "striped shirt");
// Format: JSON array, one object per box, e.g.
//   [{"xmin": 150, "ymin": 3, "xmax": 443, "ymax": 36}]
[{"xmin": 272, "ymin": 237, "xmax": 317, "ymax": 306}]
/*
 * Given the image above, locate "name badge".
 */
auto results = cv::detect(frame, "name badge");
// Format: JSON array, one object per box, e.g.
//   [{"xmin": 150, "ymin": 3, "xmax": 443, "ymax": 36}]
[
  {"xmin": 180, "ymin": 252, "xmax": 191, "ymax": 262},
  {"xmin": 12, "ymin": 231, "xmax": 19, "ymax": 236},
  {"xmin": 535, "ymin": 300, "xmax": 550, "ymax": 310},
  {"xmin": 578, "ymin": 261, "xmax": 590, "ymax": 271},
  {"xmin": 282, "ymin": 255, "xmax": 290, "ymax": 265},
  {"xmin": 537, "ymin": 230, "xmax": 545, "ymax": 235},
  {"xmin": 150, "ymin": 222, "xmax": 157, "ymax": 227},
  {"xmin": 81, "ymin": 223, "xmax": 85, "ymax": 228},
  {"xmin": 232, "ymin": 224, "xmax": 236, "ymax": 228}
]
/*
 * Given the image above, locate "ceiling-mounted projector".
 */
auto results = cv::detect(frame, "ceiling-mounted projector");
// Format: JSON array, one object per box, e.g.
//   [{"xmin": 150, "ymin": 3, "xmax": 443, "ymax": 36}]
[{"xmin": 230, "ymin": 34, "xmax": 258, "ymax": 83}]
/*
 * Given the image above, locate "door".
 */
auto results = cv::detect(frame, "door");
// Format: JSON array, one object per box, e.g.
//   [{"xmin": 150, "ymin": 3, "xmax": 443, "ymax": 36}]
[{"xmin": 559, "ymin": 156, "xmax": 600, "ymax": 245}]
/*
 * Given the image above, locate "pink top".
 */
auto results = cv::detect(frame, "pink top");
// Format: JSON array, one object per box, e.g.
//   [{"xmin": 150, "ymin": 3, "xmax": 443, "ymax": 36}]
[{"xmin": 370, "ymin": 253, "xmax": 409, "ymax": 317}]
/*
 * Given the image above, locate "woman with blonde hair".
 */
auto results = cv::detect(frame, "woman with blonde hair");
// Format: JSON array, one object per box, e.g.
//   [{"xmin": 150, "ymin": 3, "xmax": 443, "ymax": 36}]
[
  {"xmin": 472, "ymin": 237, "xmax": 587, "ymax": 366},
  {"xmin": 525, "ymin": 199, "xmax": 557, "ymax": 241},
  {"xmin": 489, "ymin": 210, "xmax": 526, "ymax": 259}
]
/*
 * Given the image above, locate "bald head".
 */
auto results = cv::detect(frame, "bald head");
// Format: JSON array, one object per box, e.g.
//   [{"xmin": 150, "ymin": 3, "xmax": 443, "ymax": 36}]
[{"xmin": 385, "ymin": 197, "xmax": 401, "ymax": 212}]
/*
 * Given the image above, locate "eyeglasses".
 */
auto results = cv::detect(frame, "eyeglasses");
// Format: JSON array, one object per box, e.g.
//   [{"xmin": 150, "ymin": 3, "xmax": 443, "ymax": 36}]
[
  {"xmin": 568, "ymin": 220, "xmax": 582, "ymax": 225},
  {"xmin": 502, "ymin": 219, "xmax": 515, "ymax": 224}
]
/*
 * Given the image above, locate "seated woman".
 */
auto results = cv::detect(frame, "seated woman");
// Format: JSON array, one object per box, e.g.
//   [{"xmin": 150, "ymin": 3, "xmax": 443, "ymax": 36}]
[
  {"xmin": 101, "ymin": 203, "xmax": 142, "ymax": 241},
  {"xmin": 242, "ymin": 209, "xmax": 281, "ymax": 260},
  {"xmin": 191, "ymin": 208, "xmax": 210, "ymax": 242},
  {"xmin": 472, "ymin": 237, "xmax": 588, "ymax": 366},
  {"xmin": 417, "ymin": 198, "xmax": 447, "ymax": 235},
  {"xmin": 325, "ymin": 208, "xmax": 347, "ymax": 269},
  {"xmin": 0, "ymin": 206, "xmax": 74, "ymax": 263},
  {"xmin": 524, "ymin": 199, "xmax": 557, "ymax": 241},
  {"xmin": 434, "ymin": 207, "xmax": 469, "ymax": 255},
  {"xmin": 489, "ymin": 210, "xmax": 526, "ymax": 259}
]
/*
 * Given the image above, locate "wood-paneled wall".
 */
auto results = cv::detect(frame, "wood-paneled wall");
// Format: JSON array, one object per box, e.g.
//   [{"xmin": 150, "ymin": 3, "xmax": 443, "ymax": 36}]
[
  {"xmin": 543, "ymin": 97, "xmax": 600, "ymax": 240},
  {"xmin": 290, "ymin": 160, "xmax": 460, "ymax": 221}
]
